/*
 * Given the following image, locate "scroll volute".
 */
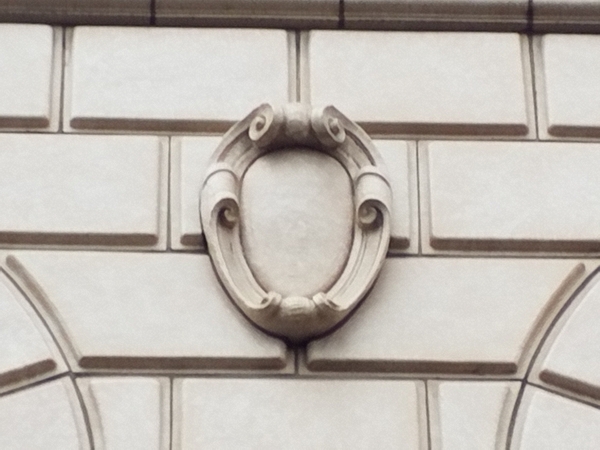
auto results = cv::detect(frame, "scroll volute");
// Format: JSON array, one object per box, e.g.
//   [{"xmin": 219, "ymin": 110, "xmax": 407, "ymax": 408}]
[{"xmin": 201, "ymin": 103, "xmax": 392, "ymax": 343}]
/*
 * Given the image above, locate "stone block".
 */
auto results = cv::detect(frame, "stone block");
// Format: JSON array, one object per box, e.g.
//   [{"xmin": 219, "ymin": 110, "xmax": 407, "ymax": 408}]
[
  {"xmin": 5, "ymin": 251, "xmax": 290, "ymax": 372},
  {"xmin": 536, "ymin": 34, "xmax": 600, "ymax": 139},
  {"xmin": 156, "ymin": 0, "xmax": 338, "ymax": 28},
  {"xmin": 171, "ymin": 137, "xmax": 418, "ymax": 253},
  {"xmin": 66, "ymin": 27, "xmax": 290, "ymax": 133},
  {"xmin": 0, "ymin": 0, "xmax": 150, "ymax": 25},
  {"xmin": 79, "ymin": 377, "xmax": 169, "ymax": 450},
  {"xmin": 533, "ymin": 270, "xmax": 600, "ymax": 403},
  {"xmin": 173, "ymin": 378, "xmax": 425, "ymax": 449},
  {"xmin": 534, "ymin": 0, "xmax": 600, "ymax": 32},
  {"xmin": 428, "ymin": 381, "xmax": 518, "ymax": 449},
  {"xmin": 306, "ymin": 31, "xmax": 533, "ymax": 138},
  {"xmin": 306, "ymin": 258, "xmax": 585, "ymax": 376},
  {"xmin": 345, "ymin": 0, "xmax": 528, "ymax": 31},
  {"xmin": 512, "ymin": 386, "xmax": 600, "ymax": 449},
  {"xmin": 421, "ymin": 141, "xmax": 600, "ymax": 254},
  {"xmin": 0, "ymin": 271, "xmax": 66, "ymax": 393},
  {"xmin": 0, "ymin": 24, "xmax": 59, "ymax": 131},
  {"xmin": 0, "ymin": 378, "xmax": 88, "ymax": 450},
  {"xmin": 0, "ymin": 134, "xmax": 167, "ymax": 249}
]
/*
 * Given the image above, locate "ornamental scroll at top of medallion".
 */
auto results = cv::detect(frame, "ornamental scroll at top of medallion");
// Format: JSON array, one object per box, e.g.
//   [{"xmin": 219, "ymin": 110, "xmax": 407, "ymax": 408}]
[{"xmin": 200, "ymin": 103, "xmax": 392, "ymax": 343}]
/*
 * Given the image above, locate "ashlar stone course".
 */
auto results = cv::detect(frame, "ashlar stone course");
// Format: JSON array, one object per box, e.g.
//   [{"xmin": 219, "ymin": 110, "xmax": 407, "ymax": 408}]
[
  {"xmin": 345, "ymin": 0, "xmax": 528, "ymax": 31},
  {"xmin": 0, "ymin": 24, "xmax": 57, "ymax": 130},
  {"xmin": 80, "ymin": 377, "xmax": 169, "ymax": 450},
  {"xmin": 67, "ymin": 27, "xmax": 290, "ymax": 132},
  {"xmin": 0, "ymin": 134, "xmax": 167, "ymax": 249},
  {"xmin": 156, "ymin": 0, "xmax": 339, "ymax": 28},
  {"xmin": 537, "ymin": 34, "xmax": 600, "ymax": 138},
  {"xmin": 307, "ymin": 258, "xmax": 584, "ymax": 375},
  {"xmin": 0, "ymin": 378, "xmax": 88, "ymax": 450},
  {"xmin": 174, "ymin": 378, "xmax": 425, "ymax": 449},
  {"xmin": 428, "ymin": 381, "xmax": 518, "ymax": 449},
  {"xmin": 422, "ymin": 141, "xmax": 600, "ymax": 254},
  {"xmin": 307, "ymin": 31, "xmax": 532, "ymax": 137},
  {"xmin": 7, "ymin": 251, "xmax": 289, "ymax": 372}
]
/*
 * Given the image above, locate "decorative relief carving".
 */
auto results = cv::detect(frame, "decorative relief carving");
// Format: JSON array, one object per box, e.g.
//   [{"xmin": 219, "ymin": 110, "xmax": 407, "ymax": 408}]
[{"xmin": 201, "ymin": 103, "xmax": 392, "ymax": 342}]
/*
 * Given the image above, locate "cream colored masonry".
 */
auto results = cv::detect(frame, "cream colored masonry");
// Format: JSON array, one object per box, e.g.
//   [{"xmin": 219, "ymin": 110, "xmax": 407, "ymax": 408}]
[{"xmin": 2, "ymin": 22, "xmax": 600, "ymax": 449}]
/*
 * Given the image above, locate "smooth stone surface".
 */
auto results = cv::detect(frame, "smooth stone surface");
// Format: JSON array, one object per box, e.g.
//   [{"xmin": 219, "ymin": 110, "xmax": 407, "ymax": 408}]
[
  {"xmin": 374, "ymin": 140, "xmax": 416, "ymax": 252},
  {"xmin": 0, "ymin": 134, "xmax": 166, "ymax": 248},
  {"xmin": 81, "ymin": 377, "xmax": 168, "ymax": 450},
  {"xmin": 537, "ymin": 34, "xmax": 600, "ymax": 138},
  {"xmin": 429, "ymin": 381, "xmax": 517, "ymax": 449},
  {"xmin": 307, "ymin": 258, "xmax": 581, "ymax": 374},
  {"xmin": 174, "ymin": 378, "xmax": 423, "ymax": 449},
  {"xmin": 8, "ymin": 251, "xmax": 288, "ymax": 371},
  {"xmin": 240, "ymin": 149, "xmax": 353, "ymax": 297},
  {"xmin": 0, "ymin": 0, "xmax": 150, "ymax": 25},
  {"xmin": 534, "ymin": 0, "xmax": 600, "ymax": 32},
  {"xmin": 170, "ymin": 136, "xmax": 219, "ymax": 249},
  {"xmin": 171, "ymin": 137, "xmax": 417, "ymax": 252},
  {"xmin": 68, "ymin": 27, "xmax": 289, "ymax": 132},
  {"xmin": 308, "ymin": 31, "xmax": 531, "ymax": 136},
  {"xmin": 537, "ymin": 273, "xmax": 600, "ymax": 401},
  {"xmin": 423, "ymin": 141, "xmax": 600, "ymax": 253},
  {"xmin": 513, "ymin": 386, "xmax": 600, "ymax": 449},
  {"xmin": 156, "ymin": 0, "xmax": 338, "ymax": 27},
  {"xmin": 0, "ymin": 24, "xmax": 55, "ymax": 129},
  {"xmin": 0, "ymin": 378, "xmax": 88, "ymax": 450},
  {"xmin": 0, "ymin": 272, "xmax": 63, "ymax": 390},
  {"xmin": 346, "ymin": 0, "xmax": 528, "ymax": 30}
]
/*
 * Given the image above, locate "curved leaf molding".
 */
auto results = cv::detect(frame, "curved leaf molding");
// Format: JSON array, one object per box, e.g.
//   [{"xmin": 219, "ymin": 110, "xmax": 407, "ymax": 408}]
[{"xmin": 201, "ymin": 103, "xmax": 392, "ymax": 343}]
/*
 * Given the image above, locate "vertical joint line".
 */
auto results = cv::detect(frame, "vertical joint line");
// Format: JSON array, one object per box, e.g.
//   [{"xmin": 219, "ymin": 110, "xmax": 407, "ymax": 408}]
[
  {"xmin": 295, "ymin": 31, "xmax": 302, "ymax": 102},
  {"xmin": 150, "ymin": 0, "xmax": 157, "ymax": 26},
  {"xmin": 58, "ymin": 28, "xmax": 67, "ymax": 133},
  {"xmin": 70, "ymin": 374, "xmax": 96, "ymax": 450},
  {"xmin": 424, "ymin": 381, "xmax": 432, "ymax": 450},
  {"xmin": 528, "ymin": 37, "xmax": 540, "ymax": 140},
  {"xmin": 166, "ymin": 136, "xmax": 172, "ymax": 251},
  {"xmin": 415, "ymin": 142, "xmax": 423, "ymax": 255},
  {"xmin": 339, "ymin": 0, "xmax": 345, "ymax": 29},
  {"xmin": 169, "ymin": 378, "xmax": 174, "ymax": 450},
  {"xmin": 526, "ymin": 0, "xmax": 534, "ymax": 34}
]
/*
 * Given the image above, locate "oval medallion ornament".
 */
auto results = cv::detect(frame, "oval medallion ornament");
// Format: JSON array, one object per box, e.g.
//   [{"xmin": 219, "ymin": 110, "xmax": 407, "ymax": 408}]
[{"xmin": 200, "ymin": 103, "xmax": 392, "ymax": 343}]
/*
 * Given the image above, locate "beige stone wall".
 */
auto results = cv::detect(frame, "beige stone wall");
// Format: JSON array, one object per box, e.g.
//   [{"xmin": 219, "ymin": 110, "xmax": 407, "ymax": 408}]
[{"xmin": 1, "ymin": 21, "xmax": 600, "ymax": 448}]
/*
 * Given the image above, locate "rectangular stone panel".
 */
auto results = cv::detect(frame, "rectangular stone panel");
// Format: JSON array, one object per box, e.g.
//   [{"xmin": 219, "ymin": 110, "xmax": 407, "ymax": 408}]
[
  {"xmin": 0, "ymin": 0, "xmax": 150, "ymax": 25},
  {"xmin": 535, "ymin": 34, "xmax": 600, "ymax": 139},
  {"xmin": 345, "ymin": 0, "xmax": 528, "ymax": 31},
  {"xmin": 306, "ymin": 258, "xmax": 583, "ymax": 376},
  {"xmin": 174, "ymin": 378, "xmax": 425, "ymax": 449},
  {"xmin": 0, "ymin": 134, "xmax": 167, "ymax": 249},
  {"xmin": 6, "ymin": 252, "xmax": 290, "ymax": 372},
  {"xmin": 171, "ymin": 137, "xmax": 418, "ymax": 253},
  {"xmin": 156, "ymin": 0, "xmax": 339, "ymax": 28},
  {"xmin": 79, "ymin": 377, "xmax": 169, "ymax": 450},
  {"xmin": 66, "ymin": 27, "xmax": 290, "ymax": 133},
  {"xmin": 306, "ymin": 31, "xmax": 533, "ymax": 138},
  {"xmin": 421, "ymin": 141, "xmax": 600, "ymax": 254},
  {"xmin": 0, "ymin": 24, "xmax": 59, "ymax": 131},
  {"xmin": 429, "ymin": 381, "xmax": 518, "ymax": 450}
]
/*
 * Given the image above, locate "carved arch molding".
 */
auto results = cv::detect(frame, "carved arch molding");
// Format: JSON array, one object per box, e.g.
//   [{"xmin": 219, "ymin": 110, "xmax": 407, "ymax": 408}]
[{"xmin": 201, "ymin": 103, "xmax": 392, "ymax": 343}]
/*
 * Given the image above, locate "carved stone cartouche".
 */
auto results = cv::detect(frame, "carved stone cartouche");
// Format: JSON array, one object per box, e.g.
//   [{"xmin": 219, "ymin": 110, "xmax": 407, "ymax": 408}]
[{"xmin": 200, "ymin": 103, "xmax": 392, "ymax": 343}]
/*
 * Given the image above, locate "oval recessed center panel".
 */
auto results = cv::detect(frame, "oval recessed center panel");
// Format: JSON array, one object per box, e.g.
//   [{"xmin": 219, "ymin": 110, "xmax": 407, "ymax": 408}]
[{"xmin": 240, "ymin": 148, "xmax": 354, "ymax": 298}]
